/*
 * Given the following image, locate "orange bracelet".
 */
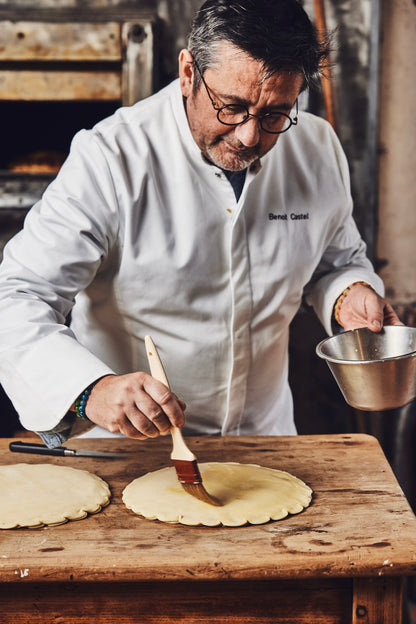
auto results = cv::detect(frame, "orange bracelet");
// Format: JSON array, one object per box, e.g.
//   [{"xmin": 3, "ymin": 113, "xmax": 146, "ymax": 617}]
[{"xmin": 334, "ymin": 281, "xmax": 373, "ymax": 326}]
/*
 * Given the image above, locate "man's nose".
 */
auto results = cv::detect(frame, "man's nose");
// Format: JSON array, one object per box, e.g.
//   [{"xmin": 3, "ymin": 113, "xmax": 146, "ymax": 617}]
[{"xmin": 233, "ymin": 116, "xmax": 261, "ymax": 147}]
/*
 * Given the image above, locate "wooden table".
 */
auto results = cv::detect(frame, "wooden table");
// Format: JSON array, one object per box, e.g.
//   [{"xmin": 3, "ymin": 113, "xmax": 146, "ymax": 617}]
[{"xmin": 1, "ymin": 434, "xmax": 416, "ymax": 623}]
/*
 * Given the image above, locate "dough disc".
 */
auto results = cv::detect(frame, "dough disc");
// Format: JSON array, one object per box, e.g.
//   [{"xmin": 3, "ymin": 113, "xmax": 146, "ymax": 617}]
[
  {"xmin": 122, "ymin": 462, "xmax": 312, "ymax": 527},
  {"xmin": 0, "ymin": 463, "xmax": 111, "ymax": 529}
]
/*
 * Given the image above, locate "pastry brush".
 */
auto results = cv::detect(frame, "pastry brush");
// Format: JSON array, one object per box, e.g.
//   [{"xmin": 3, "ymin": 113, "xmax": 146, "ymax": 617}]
[{"xmin": 145, "ymin": 335, "xmax": 221, "ymax": 506}]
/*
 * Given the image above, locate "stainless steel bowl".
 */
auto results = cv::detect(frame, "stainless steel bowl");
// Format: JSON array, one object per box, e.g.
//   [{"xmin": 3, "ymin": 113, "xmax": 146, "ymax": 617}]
[{"xmin": 316, "ymin": 326, "xmax": 416, "ymax": 411}]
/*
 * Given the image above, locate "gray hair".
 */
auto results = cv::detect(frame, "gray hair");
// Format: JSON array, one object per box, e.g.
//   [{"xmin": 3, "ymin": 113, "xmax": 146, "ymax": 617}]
[{"xmin": 187, "ymin": 0, "xmax": 330, "ymax": 92}]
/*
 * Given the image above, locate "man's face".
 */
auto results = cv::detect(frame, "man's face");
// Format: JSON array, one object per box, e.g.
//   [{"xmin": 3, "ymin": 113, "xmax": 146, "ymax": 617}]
[{"xmin": 179, "ymin": 43, "xmax": 304, "ymax": 171}]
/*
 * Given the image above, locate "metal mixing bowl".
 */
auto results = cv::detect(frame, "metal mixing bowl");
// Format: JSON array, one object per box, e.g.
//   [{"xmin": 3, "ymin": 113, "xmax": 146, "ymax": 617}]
[{"xmin": 316, "ymin": 326, "xmax": 416, "ymax": 411}]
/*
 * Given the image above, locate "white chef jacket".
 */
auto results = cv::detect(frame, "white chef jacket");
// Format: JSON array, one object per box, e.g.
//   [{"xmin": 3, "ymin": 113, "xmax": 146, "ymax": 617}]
[{"xmin": 0, "ymin": 79, "xmax": 383, "ymax": 440}]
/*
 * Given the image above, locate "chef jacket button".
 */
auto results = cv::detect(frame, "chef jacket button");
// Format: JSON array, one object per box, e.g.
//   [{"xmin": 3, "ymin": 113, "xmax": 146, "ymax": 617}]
[
  {"xmin": 226, "ymin": 208, "xmax": 232, "ymax": 214},
  {"xmin": 215, "ymin": 172, "xmax": 222, "ymax": 178}
]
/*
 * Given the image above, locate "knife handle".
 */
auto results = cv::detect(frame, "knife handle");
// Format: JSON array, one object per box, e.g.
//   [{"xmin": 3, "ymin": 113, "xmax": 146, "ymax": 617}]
[{"xmin": 9, "ymin": 441, "xmax": 67, "ymax": 456}]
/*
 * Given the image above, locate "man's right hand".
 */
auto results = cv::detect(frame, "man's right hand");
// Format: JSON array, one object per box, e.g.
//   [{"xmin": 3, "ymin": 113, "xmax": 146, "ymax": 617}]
[{"xmin": 83, "ymin": 373, "xmax": 186, "ymax": 440}]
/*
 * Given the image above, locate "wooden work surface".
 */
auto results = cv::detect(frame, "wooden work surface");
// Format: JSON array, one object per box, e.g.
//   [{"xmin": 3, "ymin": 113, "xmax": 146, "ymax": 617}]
[
  {"xmin": 1, "ymin": 433, "xmax": 415, "ymax": 583},
  {"xmin": 1, "ymin": 433, "xmax": 416, "ymax": 624}
]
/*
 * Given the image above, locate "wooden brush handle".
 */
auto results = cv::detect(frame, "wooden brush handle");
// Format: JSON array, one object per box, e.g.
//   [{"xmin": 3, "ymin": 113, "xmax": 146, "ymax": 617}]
[
  {"xmin": 144, "ymin": 335, "xmax": 195, "ymax": 461},
  {"xmin": 145, "ymin": 335, "xmax": 171, "ymax": 388}
]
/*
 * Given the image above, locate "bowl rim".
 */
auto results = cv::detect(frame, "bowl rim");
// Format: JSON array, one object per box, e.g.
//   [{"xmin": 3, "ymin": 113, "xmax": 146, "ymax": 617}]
[{"xmin": 316, "ymin": 326, "xmax": 416, "ymax": 365}]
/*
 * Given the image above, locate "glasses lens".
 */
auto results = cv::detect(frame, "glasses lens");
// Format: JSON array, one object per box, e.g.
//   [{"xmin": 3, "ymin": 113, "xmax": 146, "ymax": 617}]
[
  {"xmin": 261, "ymin": 113, "xmax": 291, "ymax": 133},
  {"xmin": 217, "ymin": 104, "xmax": 248, "ymax": 125}
]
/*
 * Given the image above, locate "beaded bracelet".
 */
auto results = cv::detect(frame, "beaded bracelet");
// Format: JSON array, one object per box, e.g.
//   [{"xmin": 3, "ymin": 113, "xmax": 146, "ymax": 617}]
[
  {"xmin": 333, "ymin": 281, "xmax": 372, "ymax": 326},
  {"xmin": 73, "ymin": 381, "xmax": 97, "ymax": 421}
]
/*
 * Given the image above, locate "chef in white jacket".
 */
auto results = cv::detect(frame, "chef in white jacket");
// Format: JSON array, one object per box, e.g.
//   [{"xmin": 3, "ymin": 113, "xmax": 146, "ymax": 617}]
[{"xmin": 0, "ymin": 0, "xmax": 401, "ymax": 446}]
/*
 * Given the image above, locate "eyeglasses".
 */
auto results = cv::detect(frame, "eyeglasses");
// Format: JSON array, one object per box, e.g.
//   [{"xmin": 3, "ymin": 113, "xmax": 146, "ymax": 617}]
[{"xmin": 193, "ymin": 60, "xmax": 298, "ymax": 135}]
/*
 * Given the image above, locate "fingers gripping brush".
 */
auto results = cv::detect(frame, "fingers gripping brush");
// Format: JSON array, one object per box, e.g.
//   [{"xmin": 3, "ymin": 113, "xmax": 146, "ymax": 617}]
[{"xmin": 145, "ymin": 336, "xmax": 221, "ymax": 506}]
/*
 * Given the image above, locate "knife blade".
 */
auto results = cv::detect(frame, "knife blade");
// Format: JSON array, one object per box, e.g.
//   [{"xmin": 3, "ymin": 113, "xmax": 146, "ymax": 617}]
[{"xmin": 9, "ymin": 441, "xmax": 126, "ymax": 459}]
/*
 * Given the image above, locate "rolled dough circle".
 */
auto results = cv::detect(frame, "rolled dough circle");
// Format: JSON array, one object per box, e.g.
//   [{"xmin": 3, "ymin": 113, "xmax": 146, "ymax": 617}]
[
  {"xmin": 0, "ymin": 463, "xmax": 111, "ymax": 529},
  {"xmin": 122, "ymin": 462, "xmax": 312, "ymax": 527}
]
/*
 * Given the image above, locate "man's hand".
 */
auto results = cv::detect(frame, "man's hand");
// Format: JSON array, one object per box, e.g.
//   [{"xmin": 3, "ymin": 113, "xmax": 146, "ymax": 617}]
[
  {"xmin": 336, "ymin": 282, "xmax": 403, "ymax": 331},
  {"xmin": 84, "ymin": 373, "xmax": 186, "ymax": 439}
]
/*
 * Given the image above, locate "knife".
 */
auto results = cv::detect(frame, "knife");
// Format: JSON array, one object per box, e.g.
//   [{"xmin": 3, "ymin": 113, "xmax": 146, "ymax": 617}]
[{"xmin": 9, "ymin": 441, "xmax": 126, "ymax": 459}]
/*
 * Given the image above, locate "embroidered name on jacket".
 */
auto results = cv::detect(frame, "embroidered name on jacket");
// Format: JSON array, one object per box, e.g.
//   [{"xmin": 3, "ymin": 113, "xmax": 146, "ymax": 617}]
[{"xmin": 269, "ymin": 213, "xmax": 310, "ymax": 221}]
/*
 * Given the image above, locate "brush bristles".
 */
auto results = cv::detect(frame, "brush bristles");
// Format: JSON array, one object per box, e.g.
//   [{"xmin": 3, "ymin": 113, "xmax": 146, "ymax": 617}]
[
  {"xmin": 172, "ymin": 459, "xmax": 222, "ymax": 506},
  {"xmin": 180, "ymin": 482, "xmax": 222, "ymax": 506}
]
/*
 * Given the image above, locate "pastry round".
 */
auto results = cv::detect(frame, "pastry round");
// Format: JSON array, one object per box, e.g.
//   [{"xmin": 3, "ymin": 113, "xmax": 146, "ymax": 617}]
[
  {"xmin": 0, "ymin": 463, "xmax": 111, "ymax": 529},
  {"xmin": 123, "ymin": 462, "xmax": 312, "ymax": 527}
]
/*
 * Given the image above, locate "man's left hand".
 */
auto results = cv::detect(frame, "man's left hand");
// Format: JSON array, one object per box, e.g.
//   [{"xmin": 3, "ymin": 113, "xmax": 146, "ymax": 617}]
[{"xmin": 336, "ymin": 282, "xmax": 403, "ymax": 331}]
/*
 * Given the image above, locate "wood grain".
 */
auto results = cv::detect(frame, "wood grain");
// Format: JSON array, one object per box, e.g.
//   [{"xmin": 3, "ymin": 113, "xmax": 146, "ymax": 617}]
[
  {"xmin": 0, "ymin": 579, "xmax": 352, "ymax": 624},
  {"xmin": 1, "ymin": 434, "xmax": 415, "ymax": 583},
  {"xmin": 352, "ymin": 577, "xmax": 403, "ymax": 624},
  {"xmin": 0, "ymin": 434, "xmax": 415, "ymax": 622},
  {"xmin": 0, "ymin": 18, "xmax": 155, "ymax": 105},
  {"xmin": 0, "ymin": 70, "xmax": 121, "ymax": 101},
  {"xmin": 0, "ymin": 21, "xmax": 121, "ymax": 61}
]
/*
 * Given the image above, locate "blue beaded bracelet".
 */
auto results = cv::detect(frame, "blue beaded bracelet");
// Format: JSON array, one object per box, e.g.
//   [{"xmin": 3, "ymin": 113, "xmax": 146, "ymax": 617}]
[{"xmin": 74, "ymin": 382, "xmax": 96, "ymax": 421}]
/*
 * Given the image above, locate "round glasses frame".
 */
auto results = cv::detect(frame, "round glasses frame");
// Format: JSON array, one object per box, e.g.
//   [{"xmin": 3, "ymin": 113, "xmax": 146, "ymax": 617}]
[{"xmin": 193, "ymin": 60, "xmax": 298, "ymax": 135}]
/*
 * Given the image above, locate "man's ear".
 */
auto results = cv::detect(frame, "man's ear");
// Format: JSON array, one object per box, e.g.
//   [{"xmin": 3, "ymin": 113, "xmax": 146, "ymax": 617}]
[{"xmin": 178, "ymin": 49, "xmax": 195, "ymax": 98}]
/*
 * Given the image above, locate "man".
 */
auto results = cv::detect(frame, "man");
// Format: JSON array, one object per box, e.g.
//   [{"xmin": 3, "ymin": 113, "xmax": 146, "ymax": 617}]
[{"xmin": 0, "ymin": 0, "xmax": 400, "ymax": 446}]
